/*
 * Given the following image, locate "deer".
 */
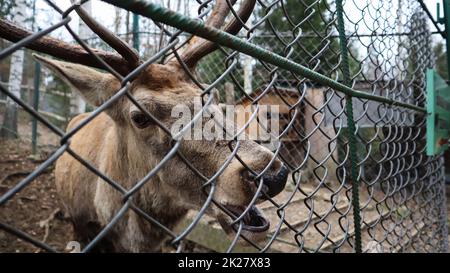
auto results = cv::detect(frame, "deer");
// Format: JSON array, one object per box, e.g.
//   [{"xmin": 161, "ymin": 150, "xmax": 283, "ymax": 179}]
[{"xmin": 0, "ymin": 0, "xmax": 288, "ymax": 252}]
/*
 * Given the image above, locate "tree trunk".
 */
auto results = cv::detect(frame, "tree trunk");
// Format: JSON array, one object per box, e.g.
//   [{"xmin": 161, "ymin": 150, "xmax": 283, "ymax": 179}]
[
  {"xmin": 114, "ymin": 7, "xmax": 122, "ymax": 35},
  {"xmin": 125, "ymin": 12, "xmax": 131, "ymax": 44},
  {"xmin": 1, "ymin": 0, "xmax": 27, "ymax": 139},
  {"xmin": 243, "ymin": 55, "xmax": 253, "ymax": 95},
  {"xmin": 70, "ymin": 1, "xmax": 92, "ymax": 116},
  {"xmin": 224, "ymin": 82, "xmax": 235, "ymax": 105}
]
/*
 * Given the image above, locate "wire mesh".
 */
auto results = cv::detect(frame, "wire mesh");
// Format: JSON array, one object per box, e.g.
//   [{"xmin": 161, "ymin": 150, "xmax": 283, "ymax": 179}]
[{"xmin": 0, "ymin": 0, "xmax": 448, "ymax": 253}]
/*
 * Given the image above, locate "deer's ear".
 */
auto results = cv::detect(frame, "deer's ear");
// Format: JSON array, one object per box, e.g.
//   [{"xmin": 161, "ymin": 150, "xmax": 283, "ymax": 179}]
[{"xmin": 33, "ymin": 54, "xmax": 121, "ymax": 107}]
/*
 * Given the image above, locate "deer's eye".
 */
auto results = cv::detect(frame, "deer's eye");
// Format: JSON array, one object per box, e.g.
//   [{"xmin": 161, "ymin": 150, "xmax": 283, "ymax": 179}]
[{"xmin": 131, "ymin": 111, "xmax": 152, "ymax": 129}]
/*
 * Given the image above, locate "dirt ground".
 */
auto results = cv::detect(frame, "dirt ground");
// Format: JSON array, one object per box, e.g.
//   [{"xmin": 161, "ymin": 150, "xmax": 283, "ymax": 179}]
[{"xmin": 0, "ymin": 139, "xmax": 73, "ymax": 252}]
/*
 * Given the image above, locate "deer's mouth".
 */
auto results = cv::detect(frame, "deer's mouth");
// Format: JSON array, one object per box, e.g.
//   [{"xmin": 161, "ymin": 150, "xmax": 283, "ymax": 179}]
[{"xmin": 221, "ymin": 204, "xmax": 269, "ymax": 233}]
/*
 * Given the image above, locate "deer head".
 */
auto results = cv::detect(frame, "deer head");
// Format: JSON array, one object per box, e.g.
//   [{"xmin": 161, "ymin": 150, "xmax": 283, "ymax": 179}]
[{"xmin": 4, "ymin": 0, "xmax": 289, "ymax": 243}]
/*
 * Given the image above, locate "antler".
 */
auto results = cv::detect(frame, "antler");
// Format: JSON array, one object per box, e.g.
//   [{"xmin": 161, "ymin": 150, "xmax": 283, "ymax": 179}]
[
  {"xmin": 0, "ymin": 1, "xmax": 255, "ymax": 75},
  {"xmin": 0, "ymin": 19, "xmax": 131, "ymax": 75},
  {"xmin": 0, "ymin": 1, "xmax": 141, "ymax": 76},
  {"xmin": 172, "ymin": 0, "xmax": 256, "ymax": 68},
  {"xmin": 72, "ymin": 1, "xmax": 141, "ymax": 70}
]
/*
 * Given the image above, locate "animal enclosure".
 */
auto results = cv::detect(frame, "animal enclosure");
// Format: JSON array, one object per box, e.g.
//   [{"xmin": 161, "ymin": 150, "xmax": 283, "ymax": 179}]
[{"xmin": 0, "ymin": 0, "xmax": 448, "ymax": 253}]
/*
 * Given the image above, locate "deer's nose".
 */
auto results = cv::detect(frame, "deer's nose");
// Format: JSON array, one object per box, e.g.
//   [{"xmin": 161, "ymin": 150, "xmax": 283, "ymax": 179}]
[
  {"xmin": 243, "ymin": 164, "xmax": 288, "ymax": 199},
  {"xmin": 261, "ymin": 164, "xmax": 288, "ymax": 199}
]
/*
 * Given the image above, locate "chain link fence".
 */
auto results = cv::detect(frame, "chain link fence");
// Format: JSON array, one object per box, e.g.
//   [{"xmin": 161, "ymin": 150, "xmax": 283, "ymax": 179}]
[{"xmin": 0, "ymin": 0, "xmax": 448, "ymax": 253}]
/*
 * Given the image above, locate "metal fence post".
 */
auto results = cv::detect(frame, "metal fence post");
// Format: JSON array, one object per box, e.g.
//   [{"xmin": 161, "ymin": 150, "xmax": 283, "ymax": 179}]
[
  {"xmin": 31, "ymin": 61, "xmax": 40, "ymax": 155},
  {"xmin": 132, "ymin": 13, "xmax": 140, "ymax": 52},
  {"xmin": 335, "ymin": 0, "xmax": 362, "ymax": 253}
]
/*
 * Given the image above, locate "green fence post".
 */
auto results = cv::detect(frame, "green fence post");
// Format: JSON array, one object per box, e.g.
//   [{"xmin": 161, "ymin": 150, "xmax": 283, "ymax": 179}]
[
  {"xmin": 336, "ymin": 0, "xmax": 362, "ymax": 253},
  {"xmin": 132, "ymin": 13, "xmax": 140, "ymax": 52},
  {"xmin": 31, "ymin": 61, "xmax": 41, "ymax": 155}
]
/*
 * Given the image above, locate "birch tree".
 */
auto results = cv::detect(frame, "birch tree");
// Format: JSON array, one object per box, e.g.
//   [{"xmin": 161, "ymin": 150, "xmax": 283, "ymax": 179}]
[
  {"xmin": 1, "ymin": 0, "xmax": 27, "ymax": 139},
  {"xmin": 114, "ymin": 7, "xmax": 122, "ymax": 34},
  {"xmin": 71, "ymin": 1, "xmax": 93, "ymax": 115}
]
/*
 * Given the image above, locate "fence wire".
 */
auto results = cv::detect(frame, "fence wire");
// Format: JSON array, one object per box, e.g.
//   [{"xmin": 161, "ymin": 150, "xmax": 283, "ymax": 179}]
[{"xmin": 0, "ymin": 0, "xmax": 448, "ymax": 253}]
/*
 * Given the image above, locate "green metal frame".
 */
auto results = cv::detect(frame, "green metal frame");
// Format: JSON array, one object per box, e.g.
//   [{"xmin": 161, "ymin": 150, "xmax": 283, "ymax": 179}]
[
  {"xmin": 426, "ymin": 69, "xmax": 450, "ymax": 156},
  {"xmin": 31, "ymin": 61, "xmax": 40, "ymax": 155},
  {"xmin": 336, "ymin": 0, "xmax": 362, "ymax": 253},
  {"xmin": 432, "ymin": 1, "xmax": 450, "ymax": 155}
]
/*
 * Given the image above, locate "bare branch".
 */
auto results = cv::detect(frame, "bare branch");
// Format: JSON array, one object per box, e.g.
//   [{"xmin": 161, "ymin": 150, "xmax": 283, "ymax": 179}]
[
  {"xmin": 0, "ymin": 19, "xmax": 131, "ymax": 75},
  {"xmin": 175, "ymin": 0, "xmax": 256, "ymax": 68},
  {"xmin": 73, "ymin": 2, "xmax": 141, "ymax": 70}
]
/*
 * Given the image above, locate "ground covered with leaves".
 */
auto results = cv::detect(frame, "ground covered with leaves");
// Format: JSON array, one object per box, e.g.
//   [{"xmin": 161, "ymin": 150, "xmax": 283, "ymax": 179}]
[{"xmin": 0, "ymin": 140, "xmax": 73, "ymax": 252}]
